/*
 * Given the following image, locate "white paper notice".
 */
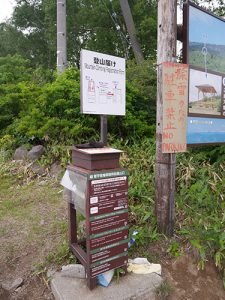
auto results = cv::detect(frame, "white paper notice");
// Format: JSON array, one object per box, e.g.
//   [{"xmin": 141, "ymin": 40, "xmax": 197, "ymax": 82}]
[{"xmin": 80, "ymin": 49, "xmax": 126, "ymax": 115}]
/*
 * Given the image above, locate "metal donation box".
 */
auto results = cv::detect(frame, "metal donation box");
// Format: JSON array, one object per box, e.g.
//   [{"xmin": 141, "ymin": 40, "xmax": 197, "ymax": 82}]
[{"xmin": 65, "ymin": 147, "xmax": 128, "ymax": 289}]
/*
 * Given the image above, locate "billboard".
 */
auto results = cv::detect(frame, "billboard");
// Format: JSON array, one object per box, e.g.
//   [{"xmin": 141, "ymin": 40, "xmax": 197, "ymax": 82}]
[
  {"xmin": 80, "ymin": 49, "xmax": 126, "ymax": 116},
  {"xmin": 183, "ymin": 1, "xmax": 225, "ymax": 145}
]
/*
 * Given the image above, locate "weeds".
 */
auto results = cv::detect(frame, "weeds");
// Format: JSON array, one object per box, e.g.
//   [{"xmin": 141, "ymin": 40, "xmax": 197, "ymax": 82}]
[{"xmin": 155, "ymin": 281, "xmax": 173, "ymax": 299}]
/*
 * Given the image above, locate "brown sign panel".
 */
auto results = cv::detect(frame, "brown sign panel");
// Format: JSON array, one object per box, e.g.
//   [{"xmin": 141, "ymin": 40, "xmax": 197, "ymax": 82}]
[
  {"xmin": 89, "ymin": 228, "xmax": 128, "ymax": 251},
  {"xmin": 90, "ymin": 242, "xmax": 128, "ymax": 264},
  {"xmin": 162, "ymin": 62, "xmax": 188, "ymax": 153},
  {"xmin": 90, "ymin": 254, "xmax": 128, "ymax": 278},
  {"xmin": 90, "ymin": 212, "xmax": 128, "ymax": 235}
]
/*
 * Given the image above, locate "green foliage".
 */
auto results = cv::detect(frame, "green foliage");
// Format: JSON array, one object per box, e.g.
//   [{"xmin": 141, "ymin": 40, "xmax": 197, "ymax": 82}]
[
  {"xmin": 167, "ymin": 240, "xmax": 183, "ymax": 258},
  {"xmin": 111, "ymin": 140, "xmax": 225, "ymax": 280},
  {"xmin": 0, "ymin": 65, "xmax": 154, "ymax": 147},
  {"xmin": 176, "ymin": 152, "xmax": 225, "ymax": 271}
]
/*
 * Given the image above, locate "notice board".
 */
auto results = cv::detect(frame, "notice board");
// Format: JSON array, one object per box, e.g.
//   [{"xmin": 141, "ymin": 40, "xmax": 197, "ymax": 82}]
[
  {"xmin": 183, "ymin": 1, "xmax": 225, "ymax": 145},
  {"xmin": 162, "ymin": 62, "xmax": 188, "ymax": 153},
  {"xmin": 87, "ymin": 171, "xmax": 128, "ymax": 278},
  {"xmin": 80, "ymin": 49, "xmax": 126, "ymax": 115}
]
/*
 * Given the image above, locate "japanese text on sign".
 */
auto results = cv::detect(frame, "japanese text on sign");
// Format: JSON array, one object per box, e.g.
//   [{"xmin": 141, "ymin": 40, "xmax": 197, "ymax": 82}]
[{"xmin": 162, "ymin": 62, "xmax": 188, "ymax": 153}]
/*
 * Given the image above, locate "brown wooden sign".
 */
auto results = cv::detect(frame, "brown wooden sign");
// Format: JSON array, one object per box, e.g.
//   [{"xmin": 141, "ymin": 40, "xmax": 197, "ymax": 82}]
[
  {"xmin": 67, "ymin": 163, "xmax": 128, "ymax": 289},
  {"xmin": 90, "ymin": 254, "xmax": 128, "ymax": 278},
  {"xmin": 87, "ymin": 171, "xmax": 128, "ymax": 279},
  {"xmin": 90, "ymin": 212, "xmax": 128, "ymax": 234}
]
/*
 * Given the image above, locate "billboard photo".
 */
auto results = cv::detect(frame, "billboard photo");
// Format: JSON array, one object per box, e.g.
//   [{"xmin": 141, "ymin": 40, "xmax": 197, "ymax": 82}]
[
  {"xmin": 188, "ymin": 4, "xmax": 225, "ymax": 74},
  {"xmin": 183, "ymin": 1, "xmax": 225, "ymax": 145},
  {"xmin": 189, "ymin": 68, "xmax": 222, "ymax": 116}
]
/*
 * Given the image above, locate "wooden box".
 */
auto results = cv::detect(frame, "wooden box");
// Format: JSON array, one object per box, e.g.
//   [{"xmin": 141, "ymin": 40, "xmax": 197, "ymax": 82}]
[{"xmin": 72, "ymin": 147, "xmax": 123, "ymax": 170}]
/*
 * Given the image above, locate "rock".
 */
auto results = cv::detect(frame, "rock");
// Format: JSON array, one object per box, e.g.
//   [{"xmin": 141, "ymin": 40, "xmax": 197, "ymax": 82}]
[
  {"xmin": 47, "ymin": 268, "xmax": 57, "ymax": 279},
  {"xmin": 14, "ymin": 147, "xmax": 28, "ymax": 160},
  {"xmin": 30, "ymin": 162, "xmax": 46, "ymax": 175},
  {"xmin": 61, "ymin": 264, "xmax": 86, "ymax": 279},
  {"xmin": 51, "ymin": 272, "xmax": 163, "ymax": 300},
  {"xmin": 38, "ymin": 180, "xmax": 47, "ymax": 186},
  {"xmin": 0, "ymin": 286, "xmax": 10, "ymax": 299},
  {"xmin": 2, "ymin": 277, "xmax": 23, "ymax": 291},
  {"xmin": 50, "ymin": 162, "xmax": 63, "ymax": 178},
  {"xmin": 28, "ymin": 145, "xmax": 44, "ymax": 161},
  {"xmin": 15, "ymin": 287, "xmax": 22, "ymax": 293}
]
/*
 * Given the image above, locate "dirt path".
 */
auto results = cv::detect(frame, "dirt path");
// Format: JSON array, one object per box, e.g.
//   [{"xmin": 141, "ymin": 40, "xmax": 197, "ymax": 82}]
[
  {"xmin": 0, "ymin": 170, "xmax": 66, "ymax": 299},
  {"xmin": 162, "ymin": 255, "xmax": 224, "ymax": 300}
]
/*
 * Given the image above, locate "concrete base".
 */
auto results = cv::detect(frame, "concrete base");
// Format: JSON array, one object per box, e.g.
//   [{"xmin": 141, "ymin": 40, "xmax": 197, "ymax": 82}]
[{"xmin": 51, "ymin": 272, "xmax": 162, "ymax": 300}]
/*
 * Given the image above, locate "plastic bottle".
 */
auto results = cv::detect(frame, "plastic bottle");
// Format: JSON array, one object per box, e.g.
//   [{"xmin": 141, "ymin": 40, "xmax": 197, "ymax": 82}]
[{"xmin": 128, "ymin": 231, "xmax": 138, "ymax": 248}]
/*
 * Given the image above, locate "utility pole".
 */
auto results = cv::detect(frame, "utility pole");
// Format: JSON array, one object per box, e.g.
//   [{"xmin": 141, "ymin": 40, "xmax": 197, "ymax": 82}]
[
  {"xmin": 57, "ymin": 0, "xmax": 67, "ymax": 73},
  {"xmin": 155, "ymin": 0, "xmax": 177, "ymax": 236},
  {"xmin": 119, "ymin": 0, "xmax": 144, "ymax": 64}
]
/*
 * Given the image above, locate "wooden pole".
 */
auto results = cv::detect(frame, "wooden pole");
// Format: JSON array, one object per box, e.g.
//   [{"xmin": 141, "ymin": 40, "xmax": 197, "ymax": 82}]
[
  {"xmin": 155, "ymin": 0, "xmax": 177, "ymax": 236},
  {"xmin": 100, "ymin": 115, "xmax": 108, "ymax": 146},
  {"xmin": 57, "ymin": 0, "xmax": 67, "ymax": 73}
]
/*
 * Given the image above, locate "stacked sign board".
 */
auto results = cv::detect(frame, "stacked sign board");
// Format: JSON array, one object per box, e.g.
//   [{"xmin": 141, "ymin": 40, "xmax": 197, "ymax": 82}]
[
  {"xmin": 183, "ymin": 1, "xmax": 225, "ymax": 145},
  {"xmin": 67, "ymin": 165, "xmax": 128, "ymax": 289},
  {"xmin": 88, "ymin": 170, "xmax": 128, "ymax": 278}
]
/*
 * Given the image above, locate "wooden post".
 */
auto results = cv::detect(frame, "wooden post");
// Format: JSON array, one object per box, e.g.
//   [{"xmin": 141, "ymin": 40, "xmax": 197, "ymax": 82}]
[
  {"xmin": 155, "ymin": 0, "xmax": 177, "ymax": 236},
  {"xmin": 100, "ymin": 115, "xmax": 108, "ymax": 146}
]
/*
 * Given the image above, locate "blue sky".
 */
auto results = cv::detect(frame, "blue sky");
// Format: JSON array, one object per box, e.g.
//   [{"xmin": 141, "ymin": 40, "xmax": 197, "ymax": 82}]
[{"xmin": 189, "ymin": 5, "xmax": 225, "ymax": 46}]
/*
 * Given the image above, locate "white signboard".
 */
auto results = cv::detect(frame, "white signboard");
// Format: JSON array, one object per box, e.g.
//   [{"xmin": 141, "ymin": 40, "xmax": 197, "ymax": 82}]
[{"xmin": 80, "ymin": 49, "xmax": 126, "ymax": 115}]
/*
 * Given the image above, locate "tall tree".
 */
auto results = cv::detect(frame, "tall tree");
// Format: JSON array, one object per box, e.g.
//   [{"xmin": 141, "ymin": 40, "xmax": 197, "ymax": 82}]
[{"xmin": 0, "ymin": 0, "xmax": 158, "ymax": 68}]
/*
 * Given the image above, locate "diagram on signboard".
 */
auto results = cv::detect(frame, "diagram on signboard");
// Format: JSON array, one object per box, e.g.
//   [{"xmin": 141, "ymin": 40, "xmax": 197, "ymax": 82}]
[
  {"xmin": 113, "ymin": 83, "xmax": 122, "ymax": 103},
  {"xmin": 85, "ymin": 78, "xmax": 123, "ymax": 105},
  {"xmin": 87, "ymin": 79, "xmax": 96, "ymax": 103}
]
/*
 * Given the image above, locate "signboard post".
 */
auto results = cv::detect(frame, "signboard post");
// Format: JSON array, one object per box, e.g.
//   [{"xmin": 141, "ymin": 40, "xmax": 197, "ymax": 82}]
[
  {"xmin": 80, "ymin": 49, "xmax": 126, "ymax": 145},
  {"xmin": 155, "ymin": 0, "xmax": 177, "ymax": 236},
  {"xmin": 66, "ymin": 149, "xmax": 128, "ymax": 290}
]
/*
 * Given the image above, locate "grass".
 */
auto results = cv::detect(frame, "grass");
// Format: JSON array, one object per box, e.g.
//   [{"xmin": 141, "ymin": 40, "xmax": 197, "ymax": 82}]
[
  {"xmin": 155, "ymin": 281, "xmax": 173, "ymax": 300},
  {"xmin": 0, "ymin": 159, "xmax": 68, "ymax": 274}
]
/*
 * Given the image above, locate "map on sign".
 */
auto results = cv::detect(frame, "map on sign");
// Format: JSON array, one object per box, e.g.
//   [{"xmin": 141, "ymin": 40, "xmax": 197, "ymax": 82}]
[{"xmin": 80, "ymin": 49, "xmax": 126, "ymax": 115}]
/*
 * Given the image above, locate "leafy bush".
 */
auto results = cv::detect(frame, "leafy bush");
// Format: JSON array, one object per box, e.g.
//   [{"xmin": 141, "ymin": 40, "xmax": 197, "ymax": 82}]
[{"xmin": 0, "ymin": 63, "xmax": 155, "ymax": 148}]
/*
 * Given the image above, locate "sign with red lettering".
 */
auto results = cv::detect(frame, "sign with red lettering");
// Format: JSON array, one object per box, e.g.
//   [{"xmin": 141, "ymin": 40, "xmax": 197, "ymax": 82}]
[{"xmin": 162, "ymin": 62, "xmax": 188, "ymax": 153}]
